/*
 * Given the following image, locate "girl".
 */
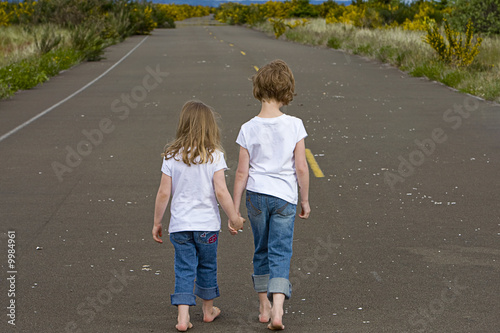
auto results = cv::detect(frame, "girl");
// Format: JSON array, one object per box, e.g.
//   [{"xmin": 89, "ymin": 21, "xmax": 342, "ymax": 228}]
[
  {"xmin": 232, "ymin": 60, "xmax": 311, "ymax": 330},
  {"xmin": 153, "ymin": 100, "xmax": 245, "ymax": 332}
]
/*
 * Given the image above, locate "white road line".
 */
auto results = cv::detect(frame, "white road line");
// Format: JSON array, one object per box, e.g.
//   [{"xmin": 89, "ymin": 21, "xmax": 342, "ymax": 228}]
[{"xmin": 0, "ymin": 36, "xmax": 149, "ymax": 143}]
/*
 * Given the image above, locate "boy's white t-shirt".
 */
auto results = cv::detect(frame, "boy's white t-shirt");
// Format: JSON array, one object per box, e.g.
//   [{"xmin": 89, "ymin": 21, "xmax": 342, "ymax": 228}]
[
  {"xmin": 236, "ymin": 114, "xmax": 307, "ymax": 205},
  {"xmin": 161, "ymin": 150, "xmax": 227, "ymax": 233}
]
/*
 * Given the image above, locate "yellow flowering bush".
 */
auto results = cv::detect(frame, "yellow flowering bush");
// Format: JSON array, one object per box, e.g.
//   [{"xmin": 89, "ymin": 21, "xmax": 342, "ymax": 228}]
[
  {"xmin": 423, "ymin": 19, "xmax": 482, "ymax": 68},
  {"xmin": 13, "ymin": 0, "xmax": 36, "ymax": 24},
  {"xmin": 0, "ymin": 2, "xmax": 12, "ymax": 27}
]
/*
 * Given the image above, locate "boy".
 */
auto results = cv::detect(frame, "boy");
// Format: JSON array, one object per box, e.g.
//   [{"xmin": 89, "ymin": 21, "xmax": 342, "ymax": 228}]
[{"xmin": 232, "ymin": 59, "xmax": 310, "ymax": 330}]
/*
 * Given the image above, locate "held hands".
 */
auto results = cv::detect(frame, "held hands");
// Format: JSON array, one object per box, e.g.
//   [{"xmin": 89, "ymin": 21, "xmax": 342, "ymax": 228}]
[
  {"xmin": 152, "ymin": 223, "xmax": 163, "ymax": 243},
  {"xmin": 228, "ymin": 214, "xmax": 245, "ymax": 235}
]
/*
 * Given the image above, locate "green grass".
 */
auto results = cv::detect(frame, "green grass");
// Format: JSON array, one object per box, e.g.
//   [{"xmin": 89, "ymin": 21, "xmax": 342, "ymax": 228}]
[
  {"xmin": 254, "ymin": 18, "xmax": 500, "ymax": 102},
  {"xmin": 0, "ymin": 47, "xmax": 82, "ymax": 99}
]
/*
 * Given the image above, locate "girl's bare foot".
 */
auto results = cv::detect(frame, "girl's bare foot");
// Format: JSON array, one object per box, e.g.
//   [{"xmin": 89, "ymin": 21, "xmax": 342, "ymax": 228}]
[
  {"xmin": 203, "ymin": 306, "xmax": 221, "ymax": 323},
  {"xmin": 176, "ymin": 305, "xmax": 192, "ymax": 331},
  {"xmin": 175, "ymin": 321, "xmax": 193, "ymax": 332}
]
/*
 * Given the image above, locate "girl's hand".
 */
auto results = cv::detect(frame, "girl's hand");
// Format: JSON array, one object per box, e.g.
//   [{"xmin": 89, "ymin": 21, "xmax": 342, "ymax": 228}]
[
  {"xmin": 228, "ymin": 216, "xmax": 245, "ymax": 235},
  {"xmin": 228, "ymin": 221, "xmax": 238, "ymax": 235},
  {"xmin": 152, "ymin": 224, "xmax": 163, "ymax": 243}
]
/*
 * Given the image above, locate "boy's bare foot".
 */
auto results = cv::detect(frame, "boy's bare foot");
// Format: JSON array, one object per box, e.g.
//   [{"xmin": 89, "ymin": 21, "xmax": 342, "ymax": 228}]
[
  {"xmin": 175, "ymin": 322, "xmax": 193, "ymax": 332},
  {"xmin": 268, "ymin": 306, "xmax": 284, "ymax": 330},
  {"xmin": 259, "ymin": 313, "xmax": 271, "ymax": 323},
  {"xmin": 259, "ymin": 303, "xmax": 271, "ymax": 323},
  {"xmin": 268, "ymin": 322, "xmax": 285, "ymax": 330},
  {"xmin": 203, "ymin": 306, "xmax": 221, "ymax": 323},
  {"xmin": 258, "ymin": 292, "xmax": 271, "ymax": 322}
]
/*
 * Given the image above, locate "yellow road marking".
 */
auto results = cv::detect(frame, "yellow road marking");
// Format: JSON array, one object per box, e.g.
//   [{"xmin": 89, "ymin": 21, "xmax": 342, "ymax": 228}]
[
  {"xmin": 305, "ymin": 149, "xmax": 325, "ymax": 178},
  {"xmin": 240, "ymin": 51, "xmax": 246, "ymax": 55},
  {"xmin": 254, "ymin": 66, "xmax": 259, "ymax": 72},
  {"xmin": 229, "ymin": 43, "xmax": 234, "ymax": 47},
  {"xmin": 220, "ymin": 40, "xmax": 224, "ymax": 42}
]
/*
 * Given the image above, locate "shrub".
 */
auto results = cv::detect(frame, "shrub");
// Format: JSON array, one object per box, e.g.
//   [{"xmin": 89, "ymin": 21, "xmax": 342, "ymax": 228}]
[
  {"xmin": 129, "ymin": 4, "xmax": 157, "ymax": 35},
  {"xmin": 423, "ymin": 19, "xmax": 482, "ymax": 67},
  {"xmin": 31, "ymin": 25, "xmax": 63, "ymax": 55},
  {"xmin": 269, "ymin": 18, "xmax": 286, "ymax": 38},
  {"xmin": 69, "ymin": 22, "xmax": 106, "ymax": 61},
  {"xmin": 287, "ymin": 0, "xmax": 319, "ymax": 18},
  {"xmin": 0, "ymin": 2, "xmax": 12, "ymax": 26},
  {"xmin": 327, "ymin": 36, "xmax": 342, "ymax": 49},
  {"xmin": 448, "ymin": 0, "xmax": 500, "ymax": 35}
]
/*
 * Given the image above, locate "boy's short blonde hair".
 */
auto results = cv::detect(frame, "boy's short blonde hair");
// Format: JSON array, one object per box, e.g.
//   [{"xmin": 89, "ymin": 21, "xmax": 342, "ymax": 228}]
[{"xmin": 252, "ymin": 59, "xmax": 295, "ymax": 105}]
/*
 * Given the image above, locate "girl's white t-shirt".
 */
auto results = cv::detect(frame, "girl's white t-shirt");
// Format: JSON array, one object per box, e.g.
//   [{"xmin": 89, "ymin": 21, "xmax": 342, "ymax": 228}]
[
  {"xmin": 161, "ymin": 150, "xmax": 227, "ymax": 233},
  {"xmin": 236, "ymin": 114, "xmax": 307, "ymax": 204}
]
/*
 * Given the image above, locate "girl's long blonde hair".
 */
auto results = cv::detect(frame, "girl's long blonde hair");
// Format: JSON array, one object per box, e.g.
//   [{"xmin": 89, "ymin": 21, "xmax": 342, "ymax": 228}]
[{"xmin": 162, "ymin": 100, "xmax": 224, "ymax": 166}]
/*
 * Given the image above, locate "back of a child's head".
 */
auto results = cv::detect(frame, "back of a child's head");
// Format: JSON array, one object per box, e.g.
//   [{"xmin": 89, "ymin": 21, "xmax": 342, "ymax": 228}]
[
  {"xmin": 252, "ymin": 59, "xmax": 295, "ymax": 105},
  {"xmin": 163, "ymin": 100, "xmax": 223, "ymax": 165}
]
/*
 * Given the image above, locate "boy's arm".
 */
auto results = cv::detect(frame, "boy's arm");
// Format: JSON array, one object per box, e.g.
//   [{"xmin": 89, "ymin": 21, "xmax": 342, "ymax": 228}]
[
  {"xmin": 294, "ymin": 139, "xmax": 311, "ymax": 219},
  {"xmin": 213, "ymin": 169, "xmax": 245, "ymax": 232},
  {"xmin": 153, "ymin": 173, "xmax": 172, "ymax": 243},
  {"xmin": 233, "ymin": 146, "xmax": 250, "ymax": 211}
]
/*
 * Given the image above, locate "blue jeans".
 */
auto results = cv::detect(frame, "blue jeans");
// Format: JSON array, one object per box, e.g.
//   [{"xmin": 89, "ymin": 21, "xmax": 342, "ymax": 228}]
[
  {"xmin": 169, "ymin": 231, "xmax": 220, "ymax": 306},
  {"xmin": 246, "ymin": 191, "xmax": 296, "ymax": 301}
]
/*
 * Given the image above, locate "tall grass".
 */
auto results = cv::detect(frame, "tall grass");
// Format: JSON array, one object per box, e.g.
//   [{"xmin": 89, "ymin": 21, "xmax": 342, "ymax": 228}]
[{"xmin": 255, "ymin": 18, "xmax": 500, "ymax": 102}]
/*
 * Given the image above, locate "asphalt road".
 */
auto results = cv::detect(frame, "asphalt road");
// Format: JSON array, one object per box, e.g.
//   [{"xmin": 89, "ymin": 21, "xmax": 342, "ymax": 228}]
[{"xmin": 1, "ymin": 16, "xmax": 499, "ymax": 333}]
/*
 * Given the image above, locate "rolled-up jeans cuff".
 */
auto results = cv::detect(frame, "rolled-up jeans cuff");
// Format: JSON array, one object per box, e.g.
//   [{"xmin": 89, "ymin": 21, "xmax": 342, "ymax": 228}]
[
  {"xmin": 267, "ymin": 277, "xmax": 292, "ymax": 300},
  {"xmin": 252, "ymin": 274, "xmax": 270, "ymax": 293},
  {"xmin": 171, "ymin": 293, "xmax": 196, "ymax": 306},
  {"xmin": 195, "ymin": 283, "xmax": 220, "ymax": 300}
]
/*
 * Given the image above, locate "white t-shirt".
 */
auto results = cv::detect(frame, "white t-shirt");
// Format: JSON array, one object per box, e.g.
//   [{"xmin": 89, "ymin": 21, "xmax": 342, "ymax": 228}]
[
  {"xmin": 236, "ymin": 114, "xmax": 307, "ymax": 204},
  {"xmin": 161, "ymin": 150, "xmax": 227, "ymax": 233}
]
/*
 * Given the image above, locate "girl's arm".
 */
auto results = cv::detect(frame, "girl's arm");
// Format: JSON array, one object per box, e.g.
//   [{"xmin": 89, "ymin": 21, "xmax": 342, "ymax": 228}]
[
  {"xmin": 153, "ymin": 173, "xmax": 172, "ymax": 243},
  {"xmin": 294, "ymin": 139, "xmax": 311, "ymax": 219},
  {"xmin": 213, "ymin": 169, "xmax": 245, "ymax": 233},
  {"xmin": 233, "ymin": 146, "xmax": 250, "ymax": 212}
]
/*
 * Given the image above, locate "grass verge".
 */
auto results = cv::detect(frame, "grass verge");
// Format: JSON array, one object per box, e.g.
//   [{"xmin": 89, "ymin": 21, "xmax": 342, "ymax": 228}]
[{"xmin": 254, "ymin": 19, "xmax": 500, "ymax": 102}]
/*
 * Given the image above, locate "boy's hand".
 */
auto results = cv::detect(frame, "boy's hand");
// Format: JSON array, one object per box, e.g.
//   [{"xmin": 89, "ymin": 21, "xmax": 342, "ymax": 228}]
[
  {"xmin": 152, "ymin": 223, "xmax": 163, "ymax": 243},
  {"xmin": 299, "ymin": 201, "xmax": 311, "ymax": 219}
]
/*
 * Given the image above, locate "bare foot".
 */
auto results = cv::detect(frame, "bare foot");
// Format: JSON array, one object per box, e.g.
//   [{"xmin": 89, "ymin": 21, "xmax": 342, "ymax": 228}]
[
  {"xmin": 268, "ymin": 307, "xmax": 284, "ymax": 330},
  {"xmin": 203, "ymin": 306, "xmax": 221, "ymax": 323},
  {"xmin": 268, "ymin": 321, "xmax": 285, "ymax": 330},
  {"xmin": 259, "ymin": 302, "xmax": 271, "ymax": 323},
  {"xmin": 175, "ymin": 322, "xmax": 193, "ymax": 332}
]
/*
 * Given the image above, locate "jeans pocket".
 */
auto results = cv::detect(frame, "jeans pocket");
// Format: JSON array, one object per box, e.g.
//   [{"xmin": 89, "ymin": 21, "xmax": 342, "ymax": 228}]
[
  {"xmin": 170, "ymin": 232, "xmax": 191, "ymax": 245},
  {"xmin": 246, "ymin": 193, "xmax": 262, "ymax": 217},
  {"xmin": 197, "ymin": 231, "xmax": 219, "ymax": 245},
  {"xmin": 277, "ymin": 200, "xmax": 296, "ymax": 217}
]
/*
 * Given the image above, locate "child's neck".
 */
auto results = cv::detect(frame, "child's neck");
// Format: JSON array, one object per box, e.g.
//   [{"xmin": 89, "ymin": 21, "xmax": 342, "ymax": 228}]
[{"xmin": 257, "ymin": 100, "xmax": 284, "ymax": 118}]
